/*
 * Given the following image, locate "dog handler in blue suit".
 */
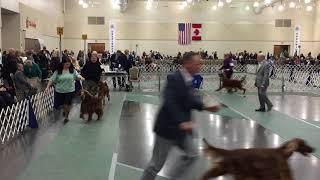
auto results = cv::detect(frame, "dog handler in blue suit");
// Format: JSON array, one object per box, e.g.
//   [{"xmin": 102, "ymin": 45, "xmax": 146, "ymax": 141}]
[{"xmin": 141, "ymin": 52, "xmax": 222, "ymax": 180}]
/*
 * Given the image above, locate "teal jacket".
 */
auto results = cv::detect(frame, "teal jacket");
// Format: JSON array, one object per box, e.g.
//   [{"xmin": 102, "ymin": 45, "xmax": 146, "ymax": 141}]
[{"xmin": 24, "ymin": 63, "xmax": 42, "ymax": 79}]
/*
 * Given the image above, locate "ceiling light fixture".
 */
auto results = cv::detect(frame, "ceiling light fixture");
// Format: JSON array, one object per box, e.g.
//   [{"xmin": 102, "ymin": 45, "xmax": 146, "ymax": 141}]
[
  {"xmin": 304, "ymin": 0, "xmax": 311, "ymax": 4},
  {"xmin": 146, "ymin": 0, "xmax": 153, "ymax": 10},
  {"xmin": 78, "ymin": 0, "xmax": 84, "ymax": 5},
  {"xmin": 226, "ymin": 0, "xmax": 232, "ymax": 3},
  {"xmin": 183, "ymin": 1, "xmax": 188, "ymax": 6},
  {"xmin": 278, "ymin": 4, "xmax": 284, "ymax": 11},
  {"xmin": 253, "ymin": 1, "xmax": 259, "ymax": 7},
  {"xmin": 264, "ymin": 0, "xmax": 272, "ymax": 5},
  {"xmin": 245, "ymin": 5, "xmax": 250, "ymax": 11},
  {"xmin": 82, "ymin": 2, "xmax": 88, "ymax": 8},
  {"xmin": 218, "ymin": 1, "xmax": 224, "ymax": 7},
  {"xmin": 112, "ymin": 0, "xmax": 120, "ymax": 9},
  {"xmin": 289, "ymin": 1, "xmax": 296, "ymax": 8},
  {"xmin": 306, "ymin": 5, "xmax": 313, "ymax": 11},
  {"xmin": 212, "ymin": 5, "xmax": 218, "ymax": 10},
  {"xmin": 187, "ymin": 0, "xmax": 192, "ymax": 3}
]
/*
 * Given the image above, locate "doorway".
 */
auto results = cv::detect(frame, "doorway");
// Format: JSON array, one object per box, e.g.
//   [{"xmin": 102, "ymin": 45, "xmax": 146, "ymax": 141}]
[
  {"xmin": 88, "ymin": 43, "xmax": 105, "ymax": 53},
  {"xmin": 274, "ymin": 45, "xmax": 290, "ymax": 59},
  {"xmin": 25, "ymin": 38, "xmax": 41, "ymax": 51}
]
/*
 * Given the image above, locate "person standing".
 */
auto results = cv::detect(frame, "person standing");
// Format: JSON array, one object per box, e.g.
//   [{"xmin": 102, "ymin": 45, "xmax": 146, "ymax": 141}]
[
  {"xmin": 141, "ymin": 52, "xmax": 222, "ymax": 180},
  {"xmin": 220, "ymin": 53, "xmax": 234, "ymax": 79},
  {"xmin": 255, "ymin": 53, "xmax": 273, "ymax": 112},
  {"xmin": 45, "ymin": 55, "xmax": 84, "ymax": 123},
  {"xmin": 81, "ymin": 51, "xmax": 102, "ymax": 95}
]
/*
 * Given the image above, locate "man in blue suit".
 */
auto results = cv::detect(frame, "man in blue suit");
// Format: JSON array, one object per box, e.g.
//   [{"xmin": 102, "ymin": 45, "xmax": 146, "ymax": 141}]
[{"xmin": 141, "ymin": 52, "xmax": 222, "ymax": 180}]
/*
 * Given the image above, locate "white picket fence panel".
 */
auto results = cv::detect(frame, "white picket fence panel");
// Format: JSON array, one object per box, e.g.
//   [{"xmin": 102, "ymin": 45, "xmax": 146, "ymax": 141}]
[
  {"xmin": 0, "ymin": 88, "xmax": 54, "ymax": 144},
  {"xmin": 126, "ymin": 64, "xmax": 320, "ymax": 93}
]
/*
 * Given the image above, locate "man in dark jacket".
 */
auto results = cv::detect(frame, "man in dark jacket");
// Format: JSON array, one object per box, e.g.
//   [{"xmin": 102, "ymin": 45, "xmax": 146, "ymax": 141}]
[
  {"xmin": 81, "ymin": 51, "xmax": 102, "ymax": 95},
  {"xmin": 2, "ymin": 49, "xmax": 18, "ymax": 86},
  {"xmin": 37, "ymin": 48, "xmax": 50, "ymax": 80},
  {"xmin": 141, "ymin": 52, "xmax": 222, "ymax": 180}
]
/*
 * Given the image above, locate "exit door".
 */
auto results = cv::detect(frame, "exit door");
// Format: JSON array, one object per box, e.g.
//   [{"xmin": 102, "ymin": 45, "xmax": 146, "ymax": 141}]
[
  {"xmin": 88, "ymin": 43, "xmax": 105, "ymax": 53},
  {"xmin": 274, "ymin": 45, "xmax": 290, "ymax": 60}
]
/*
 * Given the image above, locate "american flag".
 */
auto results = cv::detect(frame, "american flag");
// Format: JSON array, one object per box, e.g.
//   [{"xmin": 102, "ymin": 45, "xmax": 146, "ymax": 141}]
[{"xmin": 178, "ymin": 23, "xmax": 192, "ymax": 45}]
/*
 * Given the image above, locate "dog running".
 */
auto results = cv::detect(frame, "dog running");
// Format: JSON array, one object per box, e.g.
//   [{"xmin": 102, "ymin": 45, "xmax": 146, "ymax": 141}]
[
  {"xmin": 216, "ymin": 73, "xmax": 246, "ymax": 95},
  {"xmin": 201, "ymin": 138, "xmax": 314, "ymax": 180}
]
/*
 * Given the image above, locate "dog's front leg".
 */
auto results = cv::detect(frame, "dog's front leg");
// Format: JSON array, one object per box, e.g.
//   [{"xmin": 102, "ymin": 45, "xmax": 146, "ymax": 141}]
[
  {"xmin": 80, "ymin": 104, "xmax": 84, "ymax": 119},
  {"xmin": 88, "ymin": 113, "xmax": 93, "ymax": 122},
  {"xmin": 279, "ymin": 160, "xmax": 293, "ymax": 180},
  {"xmin": 201, "ymin": 166, "xmax": 226, "ymax": 180}
]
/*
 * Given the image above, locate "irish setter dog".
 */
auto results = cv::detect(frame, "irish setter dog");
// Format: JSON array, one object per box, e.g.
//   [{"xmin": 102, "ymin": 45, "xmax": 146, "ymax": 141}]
[
  {"xmin": 202, "ymin": 138, "xmax": 314, "ymax": 180},
  {"xmin": 216, "ymin": 74, "xmax": 246, "ymax": 95},
  {"xmin": 98, "ymin": 81, "xmax": 110, "ymax": 105},
  {"xmin": 80, "ymin": 90, "xmax": 103, "ymax": 122}
]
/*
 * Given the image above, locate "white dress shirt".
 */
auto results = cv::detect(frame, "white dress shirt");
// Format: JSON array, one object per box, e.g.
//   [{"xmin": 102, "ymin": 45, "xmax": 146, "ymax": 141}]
[{"xmin": 180, "ymin": 68, "xmax": 193, "ymax": 85}]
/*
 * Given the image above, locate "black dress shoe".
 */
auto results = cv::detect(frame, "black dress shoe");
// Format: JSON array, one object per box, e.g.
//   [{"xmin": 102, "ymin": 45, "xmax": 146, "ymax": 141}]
[
  {"xmin": 267, "ymin": 105, "xmax": 273, "ymax": 111},
  {"xmin": 63, "ymin": 118, "xmax": 69, "ymax": 123},
  {"xmin": 255, "ymin": 108, "xmax": 266, "ymax": 112}
]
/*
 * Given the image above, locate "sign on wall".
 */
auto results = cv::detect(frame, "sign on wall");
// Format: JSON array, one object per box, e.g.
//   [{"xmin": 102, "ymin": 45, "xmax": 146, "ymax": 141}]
[
  {"xmin": 57, "ymin": 27, "xmax": 64, "ymax": 35},
  {"xmin": 26, "ymin": 17, "xmax": 37, "ymax": 29},
  {"xmin": 294, "ymin": 25, "xmax": 301, "ymax": 55},
  {"xmin": 109, "ymin": 21, "xmax": 116, "ymax": 54}
]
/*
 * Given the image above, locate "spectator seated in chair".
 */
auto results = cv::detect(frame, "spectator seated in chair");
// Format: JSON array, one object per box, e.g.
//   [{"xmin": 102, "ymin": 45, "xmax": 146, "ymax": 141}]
[{"xmin": 14, "ymin": 63, "xmax": 37, "ymax": 101}]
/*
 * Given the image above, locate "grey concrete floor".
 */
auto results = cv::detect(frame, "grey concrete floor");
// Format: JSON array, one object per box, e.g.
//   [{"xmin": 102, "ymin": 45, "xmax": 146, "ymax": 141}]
[{"xmin": 117, "ymin": 101, "xmax": 320, "ymax": 180}]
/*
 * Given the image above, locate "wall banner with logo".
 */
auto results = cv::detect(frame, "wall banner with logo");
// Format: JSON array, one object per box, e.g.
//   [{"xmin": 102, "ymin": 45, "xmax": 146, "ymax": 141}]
[
  {"xmin": 294, "ymin": 25, "xmax": 301, "ymax": 55},
  {"xmin": 109, "ymin": 21, "xmax": 116, "ymax": 54}
]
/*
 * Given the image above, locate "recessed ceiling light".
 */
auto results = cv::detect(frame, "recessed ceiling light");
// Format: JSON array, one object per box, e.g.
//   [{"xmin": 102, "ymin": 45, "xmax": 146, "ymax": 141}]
[
  {"xmin": 245, "ymin": 5, "xmax": 250, "ymax": 11},
  {"xmin": 218, "ymin": 1, "xmax": 224, "ymax": 7},
  {"xmin": 289, "ymin": 2, "xmax": 296, "ymax": 8},
  {"xmin": 304, "ymin": 0, "xmax": 311, "ymax": 4},
  {"xmin": 212, "ymin": 5, "xmax": 217, "ymax": 10},
  {"xmin": 278, "ymin": 4, "xmax": 284, "ymax": 11},
  {"xmin": 226, "ymin": 0, "xmax": 232, "ymax": 3},
  {"xmin": 306, "ymin": 5, "xmax": 313, "ymax": 11},
  {"xmin": 82, "ymin": 2, "xmax": 88, "ymax": 8},
  {"xmin": 253, "ymin": 1, "xmax": 259, "ymax": 7},
  {"xmin": 264, "ymin": 0, "xmax": 272, "ymax": 5}
]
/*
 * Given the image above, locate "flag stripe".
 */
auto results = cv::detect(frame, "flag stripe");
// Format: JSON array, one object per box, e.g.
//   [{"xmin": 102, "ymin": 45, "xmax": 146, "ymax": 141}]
[{"xmin": 178, "ymin": 23, "xmax": 191, "ymax": 45}]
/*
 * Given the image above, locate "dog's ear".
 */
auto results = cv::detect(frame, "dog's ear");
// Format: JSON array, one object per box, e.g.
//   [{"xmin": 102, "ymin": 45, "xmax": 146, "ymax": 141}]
[
  {"xmin": 280, "ymin": 138, "xmax": 314, "ymax": 157},
  {"xmin": 281, "ymin": 140, "xmax": 298, "ymax": 157}
]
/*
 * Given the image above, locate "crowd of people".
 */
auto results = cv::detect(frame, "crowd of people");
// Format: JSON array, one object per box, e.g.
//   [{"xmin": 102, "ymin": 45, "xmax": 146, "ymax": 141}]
[{"xmin": 1, "ymin": 46, "xmax": 320, "ymax": 111}]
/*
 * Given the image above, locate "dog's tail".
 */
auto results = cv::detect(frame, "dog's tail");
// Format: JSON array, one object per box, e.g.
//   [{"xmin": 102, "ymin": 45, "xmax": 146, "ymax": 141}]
[
  {"xmin": 202, "ymin": 138, "xmax": 227, "ymax": 155},
  {"xmin": 240, "ymin": 75, "xmax": 246, "ymax": 82},
  {"xmin": 240, "ymin": 75, "xmax": 247, "ymax": 83}
]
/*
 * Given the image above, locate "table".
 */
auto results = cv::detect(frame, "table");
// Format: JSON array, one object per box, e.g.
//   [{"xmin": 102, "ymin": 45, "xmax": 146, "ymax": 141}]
[{"xmin": 102, "ymin": 71, "xmax": 128, "ymax": 90}]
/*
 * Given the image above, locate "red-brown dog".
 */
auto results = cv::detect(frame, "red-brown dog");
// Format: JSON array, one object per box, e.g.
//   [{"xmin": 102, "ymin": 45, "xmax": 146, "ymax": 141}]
[
  {"xmin": 80, "ymin": 90, "xmax": 103, "ymax": 122},
  {"xmin": 202, "ymin": 138, "xmax": 314, "ymax": 180},
  {"xmin": 216, "ymin": 74, "xmax": 246, "ymax": 94},
  {"xmin": 98, "ymin": 81, "xmax": 110, "ymax": 105}
]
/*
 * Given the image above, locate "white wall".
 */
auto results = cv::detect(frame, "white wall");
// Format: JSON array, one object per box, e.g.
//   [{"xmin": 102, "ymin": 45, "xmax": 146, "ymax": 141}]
[
  {"xmin": 1, "ymin": 0, "xmax": 19, "ymax": 13},
  {"xmin": 1, "ymin": 14, "xmax": 21, "ymax": 50},
  {"xmin": 19, "ymin": 1, "xmax": 64, "ymax": 51},
  {"xmin": 312, "ymin": 1, "xmax": 320, "ymax": 55},
  {"xmin": 63, "ymin": 0, "xmax": 317, "ymax": 56},
  {"xmin": 0, "ymin": 0, "xmax": 64, "ymax": 51}
]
